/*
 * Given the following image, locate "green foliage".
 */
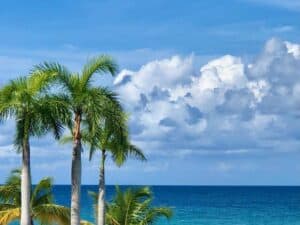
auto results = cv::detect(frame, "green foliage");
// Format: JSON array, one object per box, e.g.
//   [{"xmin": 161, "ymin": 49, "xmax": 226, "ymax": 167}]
[
  {"xmin": 0, "ymin": 54, "xmax": 149, "ymax": 225},
  {"xmin": 87, "ymin": 106, "xmax": 146, "ymax": 166},
  {"xmin": 34, "ymin": 54, "xmax": 122, "ymax": 225},
  {"xmin": 0, "ymin": 169, "xmax": 21, "ymax": 207},
  {"xmin": 104, "ymin": 186, "xmax": 172, "ymax": 225},
  {"xmin": 60, "ymin": 108, "xmax": 146, "ymax": 167},
  {"xmin": 0, "ymin": 71, "xmax": 70, "ymax": 150},
  {"xmin": 34, "ymin": 55, "xmax": 121, "ymax": 146},
  {"xmin": 81, "ymin": 55, "xmax": 118, "ymax": 88},
  {"xmin": 37, "ymin": 54, "xmax": 146, "ymax": 165},
  {"xmin": 0, "ymin": 169, "xmax": 70, "ymax": 225}
]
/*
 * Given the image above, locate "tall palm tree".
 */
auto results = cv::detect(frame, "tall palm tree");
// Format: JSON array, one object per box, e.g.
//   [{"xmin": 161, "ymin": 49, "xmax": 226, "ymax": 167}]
[
  {"xmin": 104, "ymin": 186, "xmax": 172, "ymax": 225},
  {"xmin": 35, "ymin": 55, "xmax": 120, "ymax": 225},
  {"xmin": 0, "ymin": 169, "xmax": 70, "ymax": 225},
  {"xmin": 90, "ymin": 113, "xmax": 146, "ymax": 225},
  {"xmin": 0, "ymin": 72, "xmax": 69, "ymax": 225},
  {"xmin": 62, "ymin": 109, "xmax": 146, "ymax": 225}
]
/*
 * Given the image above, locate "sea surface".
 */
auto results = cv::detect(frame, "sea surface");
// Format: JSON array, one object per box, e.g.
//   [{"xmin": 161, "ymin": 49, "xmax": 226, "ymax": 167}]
[{"xmin": 51, "ymin": 185, "xmax": 300, "ymax": 225}]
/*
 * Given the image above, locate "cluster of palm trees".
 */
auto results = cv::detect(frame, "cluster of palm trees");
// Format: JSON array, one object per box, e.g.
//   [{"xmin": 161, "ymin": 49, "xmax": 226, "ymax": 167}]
[
  {"xmin": 0, "ymin": 169, "xmax": 172, "ymax": 225},
  {"xmin": 0, "ymin": 55, "xmax": 172, "ymax": 225}
]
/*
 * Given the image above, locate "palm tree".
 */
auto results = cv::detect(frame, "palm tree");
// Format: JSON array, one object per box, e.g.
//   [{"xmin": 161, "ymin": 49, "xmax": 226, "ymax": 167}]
[
  {"xmin": 0, "ymin": 169, "xmax": 70, "ymax": 225},
  {"xmin": 35, "ymin": 55, "xmax": 120, "ymax": 225},
  {"xmin": 90, "ymin": 113, "xmax": 146, "ymax": 225},
  {"xmin": 62, "ymin": 108, "xmax": 146, "ymax": 225},
  {"xmin": 0, "ymin": 72, "xmax": 69, "ymax": 225},
  {"xmin": 90, "ymin": 186, "xmax": 172, "ymax": 225}
]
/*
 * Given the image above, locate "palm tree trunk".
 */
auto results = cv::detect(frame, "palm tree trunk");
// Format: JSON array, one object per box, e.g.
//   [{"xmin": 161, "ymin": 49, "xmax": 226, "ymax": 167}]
[
  {"xmin": 71, "ymin": 113, "xmax": 82, "ymax": 225},
  {"xmin": 97, "ymin": 149, "xmax": 106, "ymax": 225},
  {"xmin": 20, "ymin": 138, "xmax": 31, "ymax": 225}
]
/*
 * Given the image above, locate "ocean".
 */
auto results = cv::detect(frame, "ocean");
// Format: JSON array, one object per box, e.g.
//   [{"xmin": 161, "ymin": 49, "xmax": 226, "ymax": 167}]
[{"xmin": 52, "ymin": 185, "xmax": 300, "ymax": 225}]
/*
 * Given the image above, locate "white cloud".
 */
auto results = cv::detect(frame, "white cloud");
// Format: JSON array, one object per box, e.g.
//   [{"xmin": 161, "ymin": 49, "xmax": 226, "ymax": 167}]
[
  {"xmin": 273, "ymin": 25, "xmax": 294, "ymax": 33},
  {"xmin": 1, "ymin": 38, "xmax": 300, "ymax": 184},
  {"xmin": 247, "ymin": 80, "xmax": 270, "ymax": 106},
  {"xmin": 286, "ymin": 41, "xmax": 300, "ymax": 59},
  {"xmin": 115, "ymin": 38, "xmax": 300, "ymax": 159},
  {"xmin": 243, "ymin": 0, "xmax": 300, "ymax": 11}
]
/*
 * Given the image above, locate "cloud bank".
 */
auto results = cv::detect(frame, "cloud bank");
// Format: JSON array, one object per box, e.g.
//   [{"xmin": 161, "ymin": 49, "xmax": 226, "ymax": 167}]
[
  {"xmin": 115, "ymin": 38, "xmax": 300, "ymax": 160},
  {"xmin": 1, "ymin": 38, "xmax": 300, "ymax": 184}
]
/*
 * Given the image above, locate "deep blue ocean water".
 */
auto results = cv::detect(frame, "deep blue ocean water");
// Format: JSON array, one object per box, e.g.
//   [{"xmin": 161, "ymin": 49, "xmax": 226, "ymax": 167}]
[{"xmin": 51, "ymin": 185, "xmax": 300, "ymax": 225}]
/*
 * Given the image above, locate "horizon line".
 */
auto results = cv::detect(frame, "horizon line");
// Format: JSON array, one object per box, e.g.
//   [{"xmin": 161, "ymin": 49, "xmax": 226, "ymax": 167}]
[{"xmin": 37, "ymin": 184, "xmax": 300, "ymax": 187}]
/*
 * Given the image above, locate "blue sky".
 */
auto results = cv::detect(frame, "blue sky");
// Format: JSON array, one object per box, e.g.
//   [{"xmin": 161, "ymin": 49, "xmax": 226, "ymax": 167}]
[
  {"xmin": 0, "ymin": 0, "xmax": 300, "ymax": 54},
  {"xmin": 0, "ymin": 0, "xmax": 300, "ymax": 185}
]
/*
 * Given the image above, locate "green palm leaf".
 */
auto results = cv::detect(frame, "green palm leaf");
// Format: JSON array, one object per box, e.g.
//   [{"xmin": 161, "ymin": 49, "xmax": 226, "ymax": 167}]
[
  {"xmin": 0, "ymin": 207, "xmax": 20, "ymax": 224},
  {"xmin": 33, "ymin": 54, "xmax": 120, "ymax": 225},
  {"xmin": 31, "ymin": 177, "xmax": 53, "ymax": 207},
  {"xmin": 105, "ymin": 186, "xmax": 172, "ymax": 225},
  {"xmin": 0, "ymin": 170, "xmax": 71, "ymax": 225},
  {"xmin": 33, "ymin": 204, "xmax": 70, "ymax": 225},
  {"xmin": 81, "ymin": 55, "xmax": 118, "ymax": 89}
]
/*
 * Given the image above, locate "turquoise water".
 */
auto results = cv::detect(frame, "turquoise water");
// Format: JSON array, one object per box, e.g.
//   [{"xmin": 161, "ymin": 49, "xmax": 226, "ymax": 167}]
[{"xmin": 52, "ymin": 185, "xmax": 300, "ymax": 225}]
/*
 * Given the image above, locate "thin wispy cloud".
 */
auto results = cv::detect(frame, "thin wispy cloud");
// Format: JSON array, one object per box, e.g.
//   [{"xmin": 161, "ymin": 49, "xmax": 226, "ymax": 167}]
[{"xmin": 243, "ymin": 0, "xmax": 300, "ymax": 11}]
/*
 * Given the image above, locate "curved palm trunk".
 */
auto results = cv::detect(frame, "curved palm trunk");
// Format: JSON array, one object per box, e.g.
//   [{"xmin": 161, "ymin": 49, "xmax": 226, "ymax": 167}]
[
  {"xmin": 20, "ymin": 138, "xmax": 31, "ymax": 225},
  {"xmin": 71, "ymin": 114, "xmax": 82, "ymax": 225},
  {"xmin": 97, "ymin": 149, "xmax": 106, "ymax": 225}
]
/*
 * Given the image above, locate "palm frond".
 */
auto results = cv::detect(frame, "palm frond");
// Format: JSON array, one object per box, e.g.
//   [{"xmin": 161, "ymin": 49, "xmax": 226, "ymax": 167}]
[
  {"xmin": 0, "ymin": 169, "xmax": 21, "ymax": 205},
  {"xmin": 0, "ymin": 169, "xmax": 71, "ymax": 225},
  {"xmin": 5, "ymin": 169, "xmax": 21, "ymax": 185},
  {"xmin": 59, "ymin": 135, "xmax": 73, "ymax": 144},
  {"xmin": 80, "ymin": 220, "xmax": 94, "ymax": 225},
  {"xmin": 28, "ymin": 68, "xmax": 58, "ymax": 94},
  {"xmin": 31, "ymin": 177, "xmax": 53, "ymax": 208},
  {"xmin": 81, "ymin": 88, "xmax": 143, "ymax": 167},
  {"xmin": 106, "ymin": 187, "xmax": 172, "ymax": 225},
  {"xmin": 0, "ymin": 79, "xmax": 24, "ymax": 121},
  {"xmin": 0, "ymin": 73, "xmax": 70, "ymax": 150},
  {"xmin": 31, "ymin": 94, "xmax": 70, "ymax": 140},
  {"xmin": 139, "ymin": 207, "xmax": 173, "ymax": 225},
  {"xmin": 128, "ymin": 144, "xmax": 147, "ymax": 162},
  {"xmin": 111, "ymin": 143, "xmax": 146, "ymax": 167},
  {"xmin": 0, "ymin": 207, "xmax": 20, "ymax": 225},
  {"xmin": 81, "ymin": 55, "xmax": 118, "ymax": 89},
  {"xmin": 0, "ymin": 203, "xmax": 18, "ymax": 211},
  {"xmin": 83, "ymin": 87, "xmax": 122, "ymax": 127},
  {"xmin": 0, "ymin": 185, "xmax": 20, "ymax": 204},
  {"xmin": 33, "ymin": 62, "xmax": 73, "ymax": 90},
  {"xmin": 33, "ymin": 204, "xmax": 70, "ymax": 225}
]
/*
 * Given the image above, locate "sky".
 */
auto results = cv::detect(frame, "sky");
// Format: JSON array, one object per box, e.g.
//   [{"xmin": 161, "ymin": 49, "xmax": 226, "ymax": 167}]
[{"xmin": 0, "ymin": 0, "xmax": 300, "ymax": 185}]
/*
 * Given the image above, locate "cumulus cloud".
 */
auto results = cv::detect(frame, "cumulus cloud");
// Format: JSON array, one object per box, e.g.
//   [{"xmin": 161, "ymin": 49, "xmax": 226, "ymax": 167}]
[
  {"xmin": 1, "ymin": 38, "xmax": 300, "ymax": 184},
  {"xmin": 115, "ymin": 38, "xmax": 300, "ymax": 159}
]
